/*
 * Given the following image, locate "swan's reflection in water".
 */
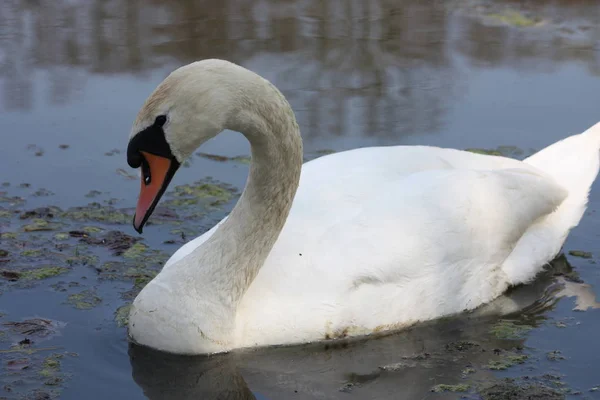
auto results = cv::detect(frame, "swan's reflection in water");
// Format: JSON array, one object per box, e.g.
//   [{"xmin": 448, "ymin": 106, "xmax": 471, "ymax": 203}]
[{"xmin": 129, "ymin": 255, "xmax": 597, "ymax": 400}]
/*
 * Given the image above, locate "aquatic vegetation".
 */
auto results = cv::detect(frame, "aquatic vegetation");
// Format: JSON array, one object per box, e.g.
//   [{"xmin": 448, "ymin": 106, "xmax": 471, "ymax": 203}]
[
  {"xmin": 66, "ymin": 289, "xmax": 102, "ymax": 310},
  {"xmin": 231, "ymin": 155, "xmax": 251, "ymax": 164},
  {"xmin": 80, "ymin": 230, "xmax": 139, "ymax": 255},
  {"xmin": 464, "ymin": 145, "xmax": 531, "ymax": 159},
  {"xmin": 116, "ymin": 168, "xmax": 137, "ymax": 180},
  {"xmin": 1, "ymin": 266, "xmax": 70, "ymax": 282},
  {"xmin": 115, "ymin": 304, "xmax": 132, "ymax": 327},
  {"xmin": 465, "ymin": 148, "xmax": 503, "ymax": 156},
  {"xmin": 486, "ymin": 10, "xmax": 541, "ymax": 28},
  {"xmin": 164, "ymin": 178, "xmax": 237, "ymax": 208},
  {"xmin": 123, "ymin": 243, "xmax": 149, "ymax": 259},
  {"xmin": 84, "ymin": 190, "xmax": 102, "ymax": 198},
  {"xmin": 40, "ymin": 353, "xmax": 63, "ymax": 385},
  {"xmin": 196, "ymin": 152, "xmax": 251, "ymax": 164},
  {"xmin": 547, "ymin": 350, "xmax": 565, "ymax": 361},
  {"xmin": 486, "ymin": 354, "xmax": 528, "ymax": 370},
  {"xmin": 21, "ymin": 267, "xmax": 69, "ymax": 280},
  {"xmin": 23, "ymin": 218, "xmax": 63, "ymax": 232},
  {"xmin": 3, "ymin": 318, "xmax": 56, "ymax": 338},
  {"xmin": 431, "ymin": 383, "xmax": 470, "ymax": 393},
  {"xmin": 568, "ymin": 250, "xmax": 592, "ymax": 259},
  {"xmin": 445, "ymin": 340, "xmax": 480, "ymax": 352},
  {"xmin": 62, "ymin": 203, "xmax": 131, "ymax": 225},
  {"xmin": 0, "ymin": 232, "xmax": 17, "ymax": 239},
  {"xmin": 479, "ymin": 379, "xmax": 564, "ymax": 400},
  {"xmin": 489, "ymin": 320, "xmax": 533, "ymax": 340}
]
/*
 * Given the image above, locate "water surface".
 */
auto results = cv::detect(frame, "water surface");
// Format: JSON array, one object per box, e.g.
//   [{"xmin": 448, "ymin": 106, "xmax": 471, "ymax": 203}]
[{"xmin": 0, "ymin": 0, "xmax": 599, "ymax": 399}]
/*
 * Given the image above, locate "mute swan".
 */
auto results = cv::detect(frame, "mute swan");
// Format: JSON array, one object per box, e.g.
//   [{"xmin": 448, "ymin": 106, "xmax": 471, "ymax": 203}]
[{"xmin": 126, "ymin": 59, "xmax": 600, "ymax": 355}]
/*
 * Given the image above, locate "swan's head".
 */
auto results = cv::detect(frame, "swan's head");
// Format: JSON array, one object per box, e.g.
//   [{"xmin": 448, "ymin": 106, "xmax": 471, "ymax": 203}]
[{"xmin": 126, "ymin": 59, "xmax": 251, "ymax": 233}]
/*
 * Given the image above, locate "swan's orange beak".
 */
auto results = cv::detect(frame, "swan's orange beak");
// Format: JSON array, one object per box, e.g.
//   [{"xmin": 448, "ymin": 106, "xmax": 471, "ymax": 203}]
[{"xmin": 133, "ymin": 151, "xmax": 179, "ymax": 234}]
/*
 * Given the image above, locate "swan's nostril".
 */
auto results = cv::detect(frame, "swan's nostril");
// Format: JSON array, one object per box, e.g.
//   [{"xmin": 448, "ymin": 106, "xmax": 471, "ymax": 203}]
[{"xmin": 142, "ymin": 157, "xmax": 151, "ymax": 185}]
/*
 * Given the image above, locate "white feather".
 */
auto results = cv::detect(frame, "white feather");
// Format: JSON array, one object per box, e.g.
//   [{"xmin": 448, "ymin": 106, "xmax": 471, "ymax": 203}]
[{"xmin": 127, "ymin": 60, "xmax": 600, "ymax": 355}]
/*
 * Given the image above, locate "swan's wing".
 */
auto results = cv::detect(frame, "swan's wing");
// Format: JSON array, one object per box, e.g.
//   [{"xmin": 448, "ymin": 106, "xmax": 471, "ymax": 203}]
[
  {"xmin": 304, "ymin": 167, "xmax": 567, "ymax": 285},
  {"xmin": 242, "ymin": 166, "xmax": 567, "ymax": 338}
]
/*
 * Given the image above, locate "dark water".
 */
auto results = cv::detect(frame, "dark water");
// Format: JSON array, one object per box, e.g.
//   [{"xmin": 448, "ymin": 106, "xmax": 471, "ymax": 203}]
[{"xmin": 0, "ymin": 0, "xmax": 599, "ymax": 399}]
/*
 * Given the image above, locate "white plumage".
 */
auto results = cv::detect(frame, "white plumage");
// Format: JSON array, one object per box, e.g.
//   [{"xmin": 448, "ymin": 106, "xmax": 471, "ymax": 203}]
[{"xmin": 127, "ymin": 59, "xmax": 600, "ymax": 355}]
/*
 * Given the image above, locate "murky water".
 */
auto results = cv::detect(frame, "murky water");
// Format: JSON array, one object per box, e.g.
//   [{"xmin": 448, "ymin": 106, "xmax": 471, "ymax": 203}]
[{"xmin": 0, "ymin": 0, "xmax": 600, "ymax": 399}]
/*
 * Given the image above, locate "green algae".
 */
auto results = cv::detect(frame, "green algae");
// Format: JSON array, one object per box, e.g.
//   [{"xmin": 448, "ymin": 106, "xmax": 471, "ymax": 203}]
[
  {"xmin": 61, "ymin": 203, "xmax": 131, "ymax": 225},
  {"xmin": 465, "ymin": 145, "xmax": 531, "ymax": 158},
  {"xmin": 232, "ymin": 155, "xmax": 251, "ymax": 164},
  {"xmin": 465, "ymin": 148, "xmax": 504, "ymax": 156},
  {"xmin": 39, "ymin": 353, "xmax": 64, "ymax": 387},
  {"xmin": 0, "ymin": 209, "xmax": 13, "ymax": 218},
  {"xmin": 53, "ymin": 233, "xmax": 69, "ymax": 241},
  {"xmin": 431, "ymin": 383, "xmax": 470, "ymax": 393},
  {"xmin": 0, "ymin": 249, "xmax": 8, "ymax": 257},
  {"xmin": 122, "ymin": 242, "xmax": 148, "ymax": 259},
  {"xmin": 82, "ymin": 226, "xmax": 104, "ymax": 234},
  {"xmin": 66, "ymin": 252, "xmax": 98, "ymax": 267},
  {"xmin": 1, "ymin": 232, "xmax": 17, "ymax": 239},
  {"xmin": 23, "ymin": 219, "xmax": 63, "ymax": 232},
  {"xmin": 486, "ymin": 354, "xmax": 528, "ymax": 370},
  {"xmin": 98, "ymin": 250, "xmax": 165, "ymax": 291},
  {"xmin": 568, "ymin": 250, "xmax": 592, "ymax": 259},
  {"xmin": 84, "ymin": 190, "xmax": 102, "ymax": 198},
  {"xmin": 197, "ymin": 152, "xmax": 251, "ymax": 164},
  {"xmin": 21, "ymin": 267, "xmax": 69, "ymax": 280},
  {"xmin": 165, "ymin": 180, "xmax": 236, "ymax": 208},
  {"xmin": 66, "ymin": 290, "xmax": 102, "ymax": 310},
  {"xmin": 40, "ymin": 354, "xmax": 61, "ymax": 377},
  {"xmin": 487, "ymin": 10, "xmax": 541, "ymax": 27},
  {"xmin": 0, "ymin": 195, "xmax": 25, "ymax": 206},
  {"xmin": 480, "ymin": 379, "xmax": 564, "ymax": 400},
  {"xmin": 547, "ymin": 350, "xmax": 565, "ymax": 361},
  {"xmin": 21, "ymin": 249, "xmax": 43, "ymax": 257},
  {"xmin": 2, "ymin": 267, "xmax": 69, "ymax": 282},
  {"xmin": 490, "ymin": 320, "xmax": 533, "ymax": 340},
  {"xmin": 115, "ymin": 304, "xmax": 132, "ymax": 327}
]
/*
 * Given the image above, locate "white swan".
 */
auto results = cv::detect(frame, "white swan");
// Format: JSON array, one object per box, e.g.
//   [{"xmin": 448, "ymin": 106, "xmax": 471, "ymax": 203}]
[{"xmin": 125, "ymin": 59, "xmax": 600, "ymax": 355}]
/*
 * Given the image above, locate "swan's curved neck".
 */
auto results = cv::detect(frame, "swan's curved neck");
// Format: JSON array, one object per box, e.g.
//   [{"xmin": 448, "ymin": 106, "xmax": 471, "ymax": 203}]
[{"xmin": 186, "ymin": 84, "xmax": 302, "ymax": 309}]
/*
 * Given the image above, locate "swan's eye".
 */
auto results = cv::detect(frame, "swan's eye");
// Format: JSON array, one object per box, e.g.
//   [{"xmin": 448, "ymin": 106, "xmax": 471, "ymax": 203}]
[
  {"xmin": 141, "ymin": 157, "xmax": 151, "ymax": 185},
  {"xmin": 155, "ymin": 115, "xmax": 167, "ymax": 127}
]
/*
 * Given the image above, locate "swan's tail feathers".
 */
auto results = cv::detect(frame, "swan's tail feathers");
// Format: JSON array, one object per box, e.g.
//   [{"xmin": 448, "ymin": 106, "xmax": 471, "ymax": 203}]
[
  {"xmin": 523, "ymin": 120, "xmax": 600, "ymax": 225},
  {"xmin": 502, "ymin": 121, "xmax": 600, "ymax": 285}
]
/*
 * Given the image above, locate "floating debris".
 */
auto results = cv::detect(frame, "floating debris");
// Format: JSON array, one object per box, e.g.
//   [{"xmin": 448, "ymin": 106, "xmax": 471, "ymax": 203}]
[
  {"xmin": 33, "ymin": 188, "xmax": 54, "ymax": 197},
  {"xmin": 3, "ymin": 319, "xmax": 55, "ymax": 338},
  {"xmin": 84, "ymin": 190, "xmax": 102, "ymax": 198},
  {"xmin": 547, "ymin": 350, "xmax": 565, "ymax": 361},
  {"xmin": 80, "ymin": 230, "xmax": 139, "ymax": 256},
  {"xmin": 104, "ymin": 149, "xmax": 121, "ymax": 156}
]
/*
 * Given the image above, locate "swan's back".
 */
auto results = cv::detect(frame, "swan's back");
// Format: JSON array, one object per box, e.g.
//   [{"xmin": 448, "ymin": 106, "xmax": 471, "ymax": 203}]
[{"xmin": 232, "ymin": 144, "xmax": 575, "ymax": 347}]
